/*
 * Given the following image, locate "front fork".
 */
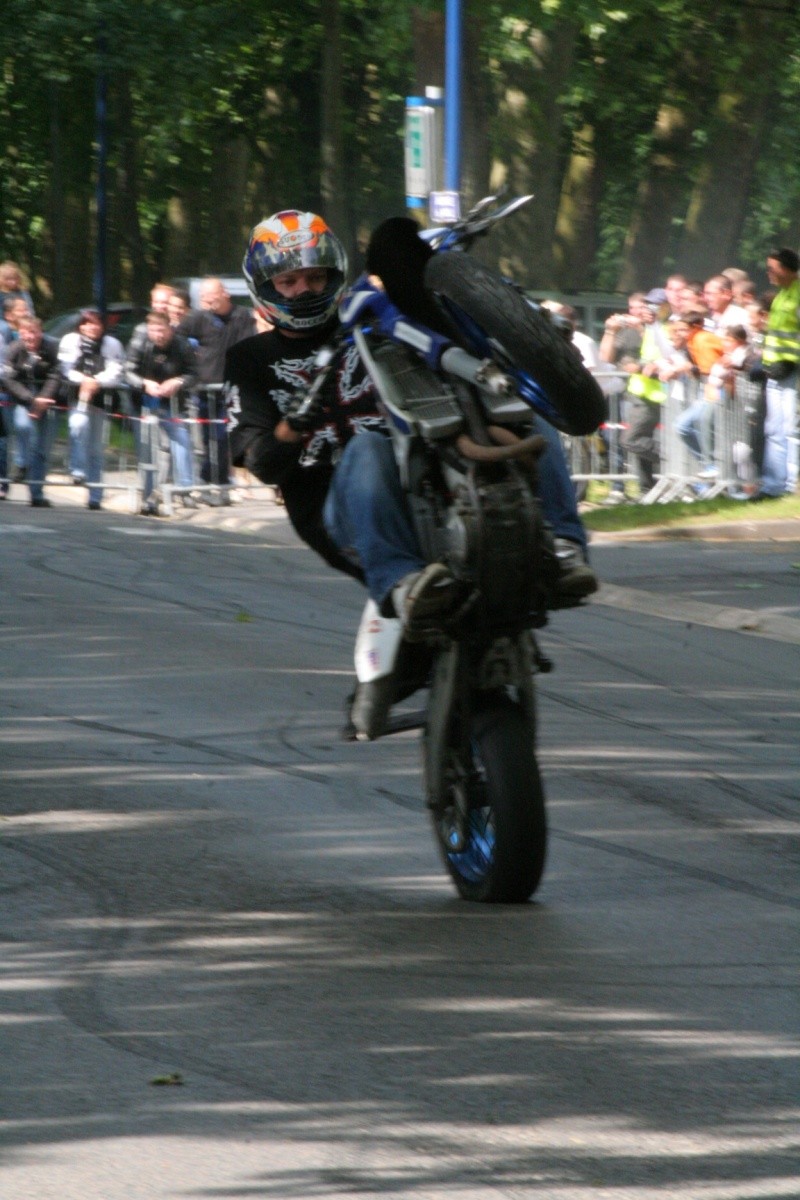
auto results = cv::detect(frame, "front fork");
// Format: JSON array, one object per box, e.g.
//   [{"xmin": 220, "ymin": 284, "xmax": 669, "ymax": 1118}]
[{"xmin": 423, "ymin": 633, "xmax": 538, "ymax": 818}]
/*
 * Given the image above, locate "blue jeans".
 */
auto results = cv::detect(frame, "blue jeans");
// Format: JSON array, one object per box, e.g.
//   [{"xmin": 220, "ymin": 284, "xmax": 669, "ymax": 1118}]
[
  {"xmin": 198, "ymin": 388, "xmax": 230, "ymax": 484},
  {"xmin": 27, "ymin": 408, "xmax": 56, "ymax": 501},
  {"xmin": 165, "ymin": 411, "xmax": 194, "ymax": 489},
  {"xmin": 0, "ymin": 391, "xmax": 9, "ymax": 487},
  {"xmin": 0, "ymin": 396, "xmax": 7, "ymax": 492},
  {"xmin": 69, "ymin": 404, "xmax": 107, "ymax": 503},
  {"xmin": 761, "ymin": 375, "xmax": 798, "ymax": 496},
  {"xmin": 533, "ymin": 415, "xmax": 588, "ymax": 552},
  {"xmin": 12, "ymin": 403, "xmax": 33, "ymax": 469},
  {"xmin": 323, "ymin": 433, "xmax": 423, "ymax": 605},
  {"xmin": 676, "ymin": 399, "xmax": 713, "ymax": 468},
  {"xmin": 138, "ymin": 399, "xmax": 194, "ymax": 501},
  {"xmin": 323, "ymin": 427, "xmax": 588, "ymax": 607}
]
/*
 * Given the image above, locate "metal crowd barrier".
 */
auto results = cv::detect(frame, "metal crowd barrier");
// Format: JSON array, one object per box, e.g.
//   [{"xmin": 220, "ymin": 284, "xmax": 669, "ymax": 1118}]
[
  {"xmin": 1, "ymin": 390, "xmax": 140, "ymax": 508},
  {"xmin": 560, "ymin": 370, "xmax": 636, "ymax": 498},
  {"xmin": 0, "ymin": 385, "xmax": 277, "ymax": 513},
  {"xmin": 2, "ymin": 368, "xmax": 786, "ymax": 512},
  {"xmin": 560, "ymin": 367, "xmax": 777, "ymax": 505},
  {"xmin": 641, "ymin": 373, "xmax": 761, "ymax": 503}
]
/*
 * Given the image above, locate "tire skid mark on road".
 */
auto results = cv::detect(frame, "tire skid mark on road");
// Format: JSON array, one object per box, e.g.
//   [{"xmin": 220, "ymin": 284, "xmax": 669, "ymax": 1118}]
[
  {"xmin": 552, "ymin": 827, "xmax": 800, "ymax": 910},
  {"xmin": 16, "ymin": 551, "xmax": 355, "ymax": 642},
  {"xmin": 4, "ymin": 834, "xmax": 263, "ymax": 1090},
  {"xmin": 66, "ymin": 716, "xmax": 332, "ymax": 783}
]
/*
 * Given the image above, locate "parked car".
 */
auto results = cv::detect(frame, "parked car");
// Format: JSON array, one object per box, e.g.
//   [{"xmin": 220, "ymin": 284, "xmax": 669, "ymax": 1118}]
[{"xmin": 43, "ymin": 302, "xmax": 146, "ymax": 346}]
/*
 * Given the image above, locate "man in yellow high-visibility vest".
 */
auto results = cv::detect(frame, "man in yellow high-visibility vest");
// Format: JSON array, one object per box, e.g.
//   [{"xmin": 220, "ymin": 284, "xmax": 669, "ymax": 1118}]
[
  {"xmin": 753, "ymin": 248, "xmax": 800, "ymax": 500},
  {"xmin": 621, "ymin": 288, "xmax": 671, "ymax": 497}
]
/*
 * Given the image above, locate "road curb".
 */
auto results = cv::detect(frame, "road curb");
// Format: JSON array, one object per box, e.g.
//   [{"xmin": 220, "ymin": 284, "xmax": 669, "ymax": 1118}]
[
  {"xmin": 13, "ymin": 474, "xmax": 800, "ymax": 544},
  {"xmin": 590, "ymin": 519, "xmax": 800, "ymax": 544}
]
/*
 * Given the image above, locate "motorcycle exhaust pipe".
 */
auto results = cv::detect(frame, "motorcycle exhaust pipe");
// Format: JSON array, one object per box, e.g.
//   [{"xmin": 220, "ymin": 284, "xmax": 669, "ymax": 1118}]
[{"xmin": 439, "ymin": 346, "xmax": 514, "ymax": 395}]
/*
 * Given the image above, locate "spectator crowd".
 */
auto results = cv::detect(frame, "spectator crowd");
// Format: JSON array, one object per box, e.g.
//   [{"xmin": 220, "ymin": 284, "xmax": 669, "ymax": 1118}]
[
  {"xmin": 571, "ymin": 252, "xmax": 800, "ymax": 503},
  {"xmin": 1, "ymin": 245, "xmax": 798, "ymax": 511},
  {"xmin": 0, "ymin": 270, "xmax": 263, "ymax": 512}
]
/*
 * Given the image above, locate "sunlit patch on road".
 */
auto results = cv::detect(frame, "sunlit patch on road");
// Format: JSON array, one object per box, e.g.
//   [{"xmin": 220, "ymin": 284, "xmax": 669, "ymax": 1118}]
[
  {"xmin": 0, "ymin": 525, "xmax": 55, "ymax": 534},
  {"xmin": 107, "ymin": 527, "xmax": 210, "ymax": 538}
]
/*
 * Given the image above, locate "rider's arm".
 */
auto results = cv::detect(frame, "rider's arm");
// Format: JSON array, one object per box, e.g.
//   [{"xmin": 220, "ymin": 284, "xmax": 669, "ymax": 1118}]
[{"xmin": 225, "ymin": 342, "xmax": 303, "ymax": 485}]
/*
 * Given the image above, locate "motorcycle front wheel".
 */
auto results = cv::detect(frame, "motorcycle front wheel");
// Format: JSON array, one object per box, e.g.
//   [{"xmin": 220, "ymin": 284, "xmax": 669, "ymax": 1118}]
[
  {"xmin": 424, "ymin": 251, "xmax": 607, "ymax": 437},
  {"xmin": 430, "ymin": 696, "xmax": 547, "ymax": 903}
]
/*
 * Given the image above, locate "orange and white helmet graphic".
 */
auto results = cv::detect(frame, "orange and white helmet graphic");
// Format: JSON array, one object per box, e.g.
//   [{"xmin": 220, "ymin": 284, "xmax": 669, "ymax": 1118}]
[{"xmin": 243, "ymin": 210, "xmax": 348, "ymax": 333}]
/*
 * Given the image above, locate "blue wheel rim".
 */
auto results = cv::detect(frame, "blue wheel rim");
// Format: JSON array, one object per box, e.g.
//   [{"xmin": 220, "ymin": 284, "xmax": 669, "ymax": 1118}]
[{"xmin": 446, "ymin": 807, "xmax": 496, "ymax": 883}]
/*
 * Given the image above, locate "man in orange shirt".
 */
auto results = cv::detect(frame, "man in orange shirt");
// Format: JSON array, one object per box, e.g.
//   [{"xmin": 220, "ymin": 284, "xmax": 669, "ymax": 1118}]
[{"xmin": 668, "ymin": 312, "xmax": 726, "ymax": 478}]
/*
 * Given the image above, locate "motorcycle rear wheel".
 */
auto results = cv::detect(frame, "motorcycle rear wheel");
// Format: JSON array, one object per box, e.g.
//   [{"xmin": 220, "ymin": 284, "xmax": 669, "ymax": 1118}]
[
  {"xmin": 424, "ymin": 252, "xmax": 607, "ymax": 436},
  {"xmin": 431, "ymin": 696, "xmax": 547, "ymax": 903}
]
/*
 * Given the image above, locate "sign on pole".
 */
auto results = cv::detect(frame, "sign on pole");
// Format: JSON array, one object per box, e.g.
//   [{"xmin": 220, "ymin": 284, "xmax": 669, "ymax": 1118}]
[
  {"xmin": 429, "ymin": 191, "xmax": 461, "ymax": 224},
  {"xmin": 404, "ymin": 96, "xmax": 442, "ymax": 210}
]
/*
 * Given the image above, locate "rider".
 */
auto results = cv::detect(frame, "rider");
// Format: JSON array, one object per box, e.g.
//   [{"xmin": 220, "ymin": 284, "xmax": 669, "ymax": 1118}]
[{"xmin": 226, "ymin": 210, "xmax": 598, "ymax": 636}]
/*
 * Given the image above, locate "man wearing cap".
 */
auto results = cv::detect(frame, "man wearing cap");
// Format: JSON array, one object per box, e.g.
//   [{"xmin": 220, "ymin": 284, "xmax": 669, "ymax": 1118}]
[
  {"xmin": 621, "ymin": 288, "xmax": 672, "ymax": 497},
  {"xmin": 58, "ymin": 309, "xmax": 126, "ymax": 509},
  {"xmin": 753, "ymin": 248, "xmax": 800, "ymax": 499}
]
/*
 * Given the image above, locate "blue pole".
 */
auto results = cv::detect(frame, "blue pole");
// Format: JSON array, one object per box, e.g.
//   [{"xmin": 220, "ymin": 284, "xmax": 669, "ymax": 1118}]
[
  {"xmin": 93, "ymin": 31, "xmax": 108, "ymax": 315},
  {"xmin": 444, "ymin": 0, "xmax": 461, "ymax": 192}
]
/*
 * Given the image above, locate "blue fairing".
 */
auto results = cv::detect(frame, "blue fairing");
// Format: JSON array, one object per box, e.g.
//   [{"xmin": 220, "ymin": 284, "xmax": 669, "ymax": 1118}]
[{"xmin": 338, "ymin": 267, "xmax": 563, "ymax": 428}]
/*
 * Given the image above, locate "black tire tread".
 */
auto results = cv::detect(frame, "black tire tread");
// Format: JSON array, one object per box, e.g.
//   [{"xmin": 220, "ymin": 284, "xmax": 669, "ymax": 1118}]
[
  {"xmin": 425, "ymin": 252, "xmax": 607, "ymax": 435},
  {"xmin": 434, "ymin": 696, "xmax": 547, "ymax": 903}
]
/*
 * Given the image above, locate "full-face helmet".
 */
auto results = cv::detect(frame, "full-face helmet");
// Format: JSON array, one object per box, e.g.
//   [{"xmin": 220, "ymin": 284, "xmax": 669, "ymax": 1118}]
[{"xmin": 243, "ymin": 210, "xmax": 348, "ymax": 332}]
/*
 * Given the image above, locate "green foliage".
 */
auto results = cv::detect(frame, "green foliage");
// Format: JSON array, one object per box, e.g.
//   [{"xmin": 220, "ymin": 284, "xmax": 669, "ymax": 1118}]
[
  {"xmin": 583, "ymin": 491, "xmax": 800, "ymax": 534},
  {"xmin": 1, "ymin": 0, "xmax": 798, "ymax": 309}
]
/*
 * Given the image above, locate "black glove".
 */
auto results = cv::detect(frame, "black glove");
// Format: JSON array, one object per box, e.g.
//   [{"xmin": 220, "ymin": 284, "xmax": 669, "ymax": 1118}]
[
  {"xmin": 285, "ymin": 344, "xmax": 336, "ymax": 433},
  {"xmin": 285, "ymin": 390, "xmax": 325, "ymax": 434}
]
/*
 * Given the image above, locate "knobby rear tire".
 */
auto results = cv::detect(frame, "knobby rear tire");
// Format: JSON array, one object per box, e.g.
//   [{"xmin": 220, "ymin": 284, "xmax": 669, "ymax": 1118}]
[{"xmin": 424, "ymin": 252, "xmax": 607, "ymax": 436}]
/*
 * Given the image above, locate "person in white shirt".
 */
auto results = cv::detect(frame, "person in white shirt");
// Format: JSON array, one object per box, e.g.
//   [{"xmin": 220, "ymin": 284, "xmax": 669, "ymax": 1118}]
[
  {"xmin": 702, "ymin": 274, "xmax": 749, "ymax": 333},
  {"xmin": 58, "ymin": 308, "xmax": 125, "ymax": 509}
]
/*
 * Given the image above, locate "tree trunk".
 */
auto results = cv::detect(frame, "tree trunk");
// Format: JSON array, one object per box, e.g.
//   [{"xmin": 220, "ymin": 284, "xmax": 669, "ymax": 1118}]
[
  {"xmin": 48, "ymin": 81, "xmax": 67, "ymax": 308},
  {"xmin": 320, "ymin": 0, "xmax": 353, "ymax": 260},
  {"xmin": 554, "ymin": 123, "xmax": 601, "ymax": 290},
  {"xmin": 206, "ymin": 134, "xmax": 252, "ymax": 272},
  {"xmin": 616, "ymin": 101, "xmax": 693, "ymax": 292},
  {"xmin": 677, "ymin": 10, "xmax": 786, "ymax": 279},
  {"xmin": 113, "ymin": 73, "xmax": 152, "ymax": 303},
  {"xmin": 491, "ymin": 18, "xmax": 579, "ymax": 287},
  {"xmin": 58, "ymin": 194, "xmax": 93, "ymax": 308},
  {"xmin": 411, "ymin": 8, "xmax": 444, "ymax": 91},
  {"xmin": 678, "ymin": 90, "xmax": 771, "ymax": 279},
  {"xmin": 161, "ymin": 188, "xmax": 206, "ymax": 279},
  {"xmin": 461, "ymin": 10, "xmax": 491, "ymax": 208}
]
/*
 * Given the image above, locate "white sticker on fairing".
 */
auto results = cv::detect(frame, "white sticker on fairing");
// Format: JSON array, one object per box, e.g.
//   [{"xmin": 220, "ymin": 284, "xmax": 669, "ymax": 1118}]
[{"xmin": 395, "ymin": 321, "xmax": 432, "ymax": 354}]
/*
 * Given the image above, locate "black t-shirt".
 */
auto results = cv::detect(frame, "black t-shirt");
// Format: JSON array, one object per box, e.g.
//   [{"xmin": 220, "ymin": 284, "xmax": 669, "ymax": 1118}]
[{"xmin": 225, "ymin": 326, "xmax": 383, "ymax": 578}]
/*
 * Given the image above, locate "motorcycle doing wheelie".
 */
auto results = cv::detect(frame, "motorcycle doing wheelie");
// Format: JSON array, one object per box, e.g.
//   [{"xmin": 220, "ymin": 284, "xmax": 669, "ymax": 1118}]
[{"xmin": 296, "ymin": 195, "xmax": 606, "ymax": 903}]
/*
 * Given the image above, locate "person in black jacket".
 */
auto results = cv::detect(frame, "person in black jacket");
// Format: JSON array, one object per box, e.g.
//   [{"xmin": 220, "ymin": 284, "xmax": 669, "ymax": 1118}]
[
  {"xmin": 4, "ymin": 315, "xmax": 61, "ymax": 506},
  {"xmin": 124, "ymin": 310, "xmax": 196, "ymax": 515},
  {"xmin": 178, "ymin": 278, "xmax": 256, "ymax": 491}
]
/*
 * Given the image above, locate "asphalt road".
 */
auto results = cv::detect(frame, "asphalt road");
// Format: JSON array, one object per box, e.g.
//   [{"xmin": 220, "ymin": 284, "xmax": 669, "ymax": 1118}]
[{"xmin": 1, "ymin": 494, "xmax": 798, "ymax": 1200}]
